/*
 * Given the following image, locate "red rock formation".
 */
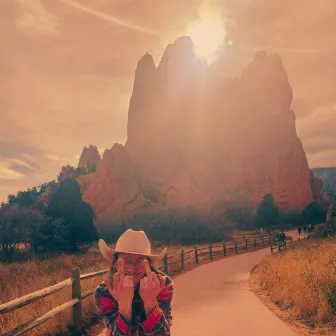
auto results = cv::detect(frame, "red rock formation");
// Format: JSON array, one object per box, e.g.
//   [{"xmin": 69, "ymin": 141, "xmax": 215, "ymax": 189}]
[
  {"xmin": 77, "ymin": 36, "xmax": 321, "ymax": 220},
  {"xmin": 59, "ymin": 165, "xmax": 77, "ymax": 182},
  {"xmin": 78, "ymin": 145, "xmax": 101, "ymax": 172},
  {"xmin": 77, "ymin": 144, "xmax": 162, "ymax": 218}
]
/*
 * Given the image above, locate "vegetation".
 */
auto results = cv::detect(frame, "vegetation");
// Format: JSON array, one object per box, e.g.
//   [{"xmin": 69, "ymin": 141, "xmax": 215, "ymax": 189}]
[
  {"xmin": 224, "ymin": 203, "xmax": 254, "ymax": 229},
  {"xmin": 0, "ymin": 178, "xmax": 97, "ymax": 261},
  {"xmin": 45, "ymin": 179, "xmax": 98, "ymax": 252},
  {"xmin": 314, "ymin": 217, "xmax": 336, "ymax": 238},
  {"xmin": 302, "ymin": 201, "xmax": 327, "ymax": 224},
  {"xmin": 7, "ymin": 182, "xmax": 56, "ymax": 207},
  {"xmin": 0, "ymin": 253, "xmax": 110, "ymax": 336},
  {"xmin": 254, "ymin": 194, "xmax": 279, "ymax": 229},
  {"xmin": 97, "ymin": 209, "xmax": 231, "ymax": 245},
  {"xmin": 252, "ymin": 239, "xmax": 336, "ymax": 330},
  {"xmin": 56, "ymin": 164, "xmax": 96, "ymax": 182}
]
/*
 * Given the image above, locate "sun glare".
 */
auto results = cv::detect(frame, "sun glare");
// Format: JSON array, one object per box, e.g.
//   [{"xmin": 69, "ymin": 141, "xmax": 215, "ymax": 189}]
[{"xmin": 187, "ymin": 17, "xmax": 225, "ymax": 63}]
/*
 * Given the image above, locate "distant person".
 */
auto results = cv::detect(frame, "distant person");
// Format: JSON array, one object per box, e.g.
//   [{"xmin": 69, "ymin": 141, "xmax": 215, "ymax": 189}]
[
  {"xmin": 298, "ymin": 227, "xmax": 302, "ymax": 240},
  {"xmin": 303, "ymin": 225, "xmax": 308, "ymax": 238},
  {"xmin": 279, "ymin": 230, "xmax": 286, "ymax": 246},
  {"xmin": 95, "ymin": 229, "xmax": 173, "ymax": 335}
]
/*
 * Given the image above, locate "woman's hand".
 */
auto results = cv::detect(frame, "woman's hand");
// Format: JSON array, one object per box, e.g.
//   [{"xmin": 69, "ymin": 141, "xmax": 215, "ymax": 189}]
[
  {"xmin": 104, "ymin": 259, "xmax": 134, "ymax": 322},
  {"xmin": 140, "ymin": 259, "xmax": 166, "ymax": 315}
]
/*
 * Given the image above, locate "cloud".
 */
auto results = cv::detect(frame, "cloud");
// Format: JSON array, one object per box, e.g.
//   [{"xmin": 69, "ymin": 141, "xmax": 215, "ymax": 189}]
[
  {"xmin": 0, "ymin": 141, "xmax": 69, "ymax": 180},
  {"xmin": 60, "ymin": 0, "xmax": 159, "ymax": 35},
  {"xmin": 0, "ymin": 141, "xmax": 43, "ymax": 159},
  {"xmin": 16, "ymin": 0, "xmax": 60, "ymax": 35},
  {"xmin": 0, "ymin": 161, "xmax": 25, "ymax": 180}
]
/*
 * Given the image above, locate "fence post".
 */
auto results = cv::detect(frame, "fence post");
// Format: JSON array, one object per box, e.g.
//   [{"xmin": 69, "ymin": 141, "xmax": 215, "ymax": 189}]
[
  {"xmin": 164, "ymin": 253, "xmax": 168, "ymax": 274},
  {"xmin": 245, "ymin": 240, "xmax": 248, "ymax": 251},
  {"xmin": 223, "ymin": 243, "xmax": 226, "ymax": 256},
  {"xmin": 270, "ymin": 245, "xmax": 273, "ymax": 254},
  {"xmin": 194, "ymin": 246, "xmax": 199, "ymax": 264},
  {"xmin": 262, "ymin": 236, "xmax": 265, "ymax": 247},
  {"xmin": 254, "ymin": 238, "xmax": 257, "ymax": 249},
  {"xmin": 235, "ymin": 243, "xmax": 238, "ymax": 254},
  {"xmin": 181, "ymin": 249, "xmax": 185, "ymax": 270},
  {"xmin": 209, "ymin": 245, "xmax": 213, "ymax": 261},
  {"xmin": 278, "ymin": 243, "xmax": 281, "ymax": 253},
  {"xmin": 72, "ymin": 267, "xmax": 82, "ymax": 332}
]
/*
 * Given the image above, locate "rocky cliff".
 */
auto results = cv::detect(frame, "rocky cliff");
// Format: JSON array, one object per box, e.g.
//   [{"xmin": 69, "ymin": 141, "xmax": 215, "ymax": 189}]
[
  {"xmin": 77, "ymin": 36, "xmax": 321, "ymax": 220},
  {"xmin": 78, "ymin": 145, "xmax": 101, "ymax": 172},
  {"xmin": 312, "ymin": 167, "xmax": 336, "ymax": 197}
]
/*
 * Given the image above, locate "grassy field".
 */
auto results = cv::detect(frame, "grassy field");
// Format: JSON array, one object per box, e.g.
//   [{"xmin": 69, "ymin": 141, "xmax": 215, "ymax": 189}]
[
  {"xmin": 251, "ymin": 238, "xmax": 336, "ymax": 331},
  {"xmin": 0, "ymin": 231, "xmax": 265, "ymax": 336}
]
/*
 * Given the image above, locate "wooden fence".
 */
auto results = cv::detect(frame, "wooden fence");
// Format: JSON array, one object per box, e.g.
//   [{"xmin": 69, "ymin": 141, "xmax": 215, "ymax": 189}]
[
  {"xmin": 0, "ymin": 235, "xmax": 277, "ymax": 336},
  {"xmin": 270, "ymin": 236, "xmax": 293, "ymax": 254}
]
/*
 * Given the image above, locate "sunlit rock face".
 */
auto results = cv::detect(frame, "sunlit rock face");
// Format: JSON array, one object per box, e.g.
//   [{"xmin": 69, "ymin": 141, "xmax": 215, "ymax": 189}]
[{"xmin": 77, "ymin": 37, "xmax": 319, "ymax": 220}]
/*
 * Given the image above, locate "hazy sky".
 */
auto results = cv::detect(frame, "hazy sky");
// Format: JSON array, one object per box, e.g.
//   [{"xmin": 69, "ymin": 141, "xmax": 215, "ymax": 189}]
[{"xmin": 1, "ymin": 0, "xmax": 336, "ymax": 202}]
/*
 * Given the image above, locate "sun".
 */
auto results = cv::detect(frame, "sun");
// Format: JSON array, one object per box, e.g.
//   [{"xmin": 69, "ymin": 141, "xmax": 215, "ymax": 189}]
[{"xmin": 187, "ymin": 17, "xmax": 225, "ymax": 63}]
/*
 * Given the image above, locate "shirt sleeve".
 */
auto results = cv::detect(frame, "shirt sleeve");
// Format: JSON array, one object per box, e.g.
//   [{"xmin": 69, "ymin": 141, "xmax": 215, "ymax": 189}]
[
  {"xmin": 140, "ymin": 276, "xmax": 174, "ymax": 335},
  {"xmin": 94, "ymin": 285, "xmax": 137, "ymax": 336}
]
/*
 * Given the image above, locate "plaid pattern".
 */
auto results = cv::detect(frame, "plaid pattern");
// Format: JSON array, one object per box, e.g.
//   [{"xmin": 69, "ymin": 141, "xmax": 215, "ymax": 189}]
[{"xmin": 94, "ymin": 269, "xmax": 173, "ymax": 336}]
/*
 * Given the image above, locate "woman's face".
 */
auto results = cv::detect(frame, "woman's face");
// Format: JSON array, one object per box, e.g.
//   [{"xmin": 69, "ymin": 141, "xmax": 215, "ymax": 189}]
[{"xmin": 117, "ymin": 253, "xmax": 148, "ymax": 286}]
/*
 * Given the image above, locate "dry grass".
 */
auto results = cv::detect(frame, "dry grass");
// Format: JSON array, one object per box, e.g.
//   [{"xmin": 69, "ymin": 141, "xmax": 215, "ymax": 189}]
[
  {"xmin": 1, "ymin": 234, "xmax": 263, "ymax": 335},
  {"xmin": 252, "ymin": 238, "xmax": 336, "ymax": 330},
  {"xmin": 0, "ymin": 252, "xmax": 110, "ymax": 335}
]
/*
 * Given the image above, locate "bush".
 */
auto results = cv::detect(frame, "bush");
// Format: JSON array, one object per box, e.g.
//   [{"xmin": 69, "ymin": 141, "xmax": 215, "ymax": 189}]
[
  {"xmin": 97, "ymin": 210, "xmax": 231, "ymax": 245},
  {"xmin": 314, "ymin": 218, "xmax": 336, "ymax": 238},
  {"xmin": 302, "ymin": 202, "xmax": 326, "ymax": 224}
]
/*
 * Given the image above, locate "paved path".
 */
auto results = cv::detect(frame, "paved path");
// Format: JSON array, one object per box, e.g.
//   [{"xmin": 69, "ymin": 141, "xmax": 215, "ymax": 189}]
[{"xmin": 171, "ymin": 246, "xmax": 297, "ymax": 335}]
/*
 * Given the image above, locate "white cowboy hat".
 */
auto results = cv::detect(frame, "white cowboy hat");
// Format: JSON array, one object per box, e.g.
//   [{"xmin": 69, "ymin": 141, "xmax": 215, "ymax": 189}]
[{"xmin": 99, "ymin": 229, "xmax": 167, "ymax": 263}]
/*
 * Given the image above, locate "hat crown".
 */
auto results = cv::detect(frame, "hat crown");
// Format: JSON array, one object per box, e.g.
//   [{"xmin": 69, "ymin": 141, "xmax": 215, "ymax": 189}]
[{"xmin": 116, "ymin": 229, "xmax": 151, "ymax": 255}]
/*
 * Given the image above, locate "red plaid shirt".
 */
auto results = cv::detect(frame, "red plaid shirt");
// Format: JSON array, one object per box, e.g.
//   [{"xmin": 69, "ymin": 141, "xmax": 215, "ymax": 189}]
[{"xmin": 94, "ymin": 269, "xmax": 173, "ymax": 336}]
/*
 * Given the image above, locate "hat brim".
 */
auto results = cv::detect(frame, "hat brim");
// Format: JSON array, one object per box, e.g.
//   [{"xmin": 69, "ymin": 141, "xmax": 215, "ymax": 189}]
[{"xmin": 98, "ymin": 239, "xmax": 167, "ymax": 264}]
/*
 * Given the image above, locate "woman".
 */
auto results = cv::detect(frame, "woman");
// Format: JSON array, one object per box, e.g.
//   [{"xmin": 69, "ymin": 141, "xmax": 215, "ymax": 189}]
[{"xmin": 95, "ymin": 229, "xmax": 174, "ymax": 336}]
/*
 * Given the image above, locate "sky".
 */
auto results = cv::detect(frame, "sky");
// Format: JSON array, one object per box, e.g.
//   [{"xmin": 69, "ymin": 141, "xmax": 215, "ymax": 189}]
[{"xmin": 1, "ymin": 0, "xmax": 336, "ymax": 202}]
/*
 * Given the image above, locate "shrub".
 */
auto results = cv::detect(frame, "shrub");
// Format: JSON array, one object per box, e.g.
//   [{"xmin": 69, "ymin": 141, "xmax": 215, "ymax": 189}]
[
  {"xmin": 314, "ymin": 218, "xmax": 336, "ymax": 238},
  {"xmin": 97, "ymin": 210, "xmax": 231, "ymax": 245}
]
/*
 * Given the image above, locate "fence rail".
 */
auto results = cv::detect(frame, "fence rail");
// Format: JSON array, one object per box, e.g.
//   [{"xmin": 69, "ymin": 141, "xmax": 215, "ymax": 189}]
[
  {"xmin": 1, "ymin": 234, "xmax": 277, "ymax": 336},
  {"xmin": 270, "ymin": 237, "xmax": 293, "ymax": 254}
]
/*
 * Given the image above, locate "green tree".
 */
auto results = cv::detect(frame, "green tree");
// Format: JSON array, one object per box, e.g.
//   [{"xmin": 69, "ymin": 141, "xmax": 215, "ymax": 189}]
[
  {"xmin": 46, "ymin": 178, "xmax": 97, "ymax": 252},
  {"xmin": 7, "ymin": 187, "xmax": 42, "ymax": 207},
  {"xmin": 254, "ymin": 194, "xmax": 279, "ymax": 229},
  {"xmin": 302, "ymin": 202, "xmax": 326, "ymax": 224},
  {"xmin": 29, "ymin": 217, "xmax": 69, "ymax": 253},
  {"xmin": 0, "ymin": 205, "xmax": 37, "ymax": 261}
]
